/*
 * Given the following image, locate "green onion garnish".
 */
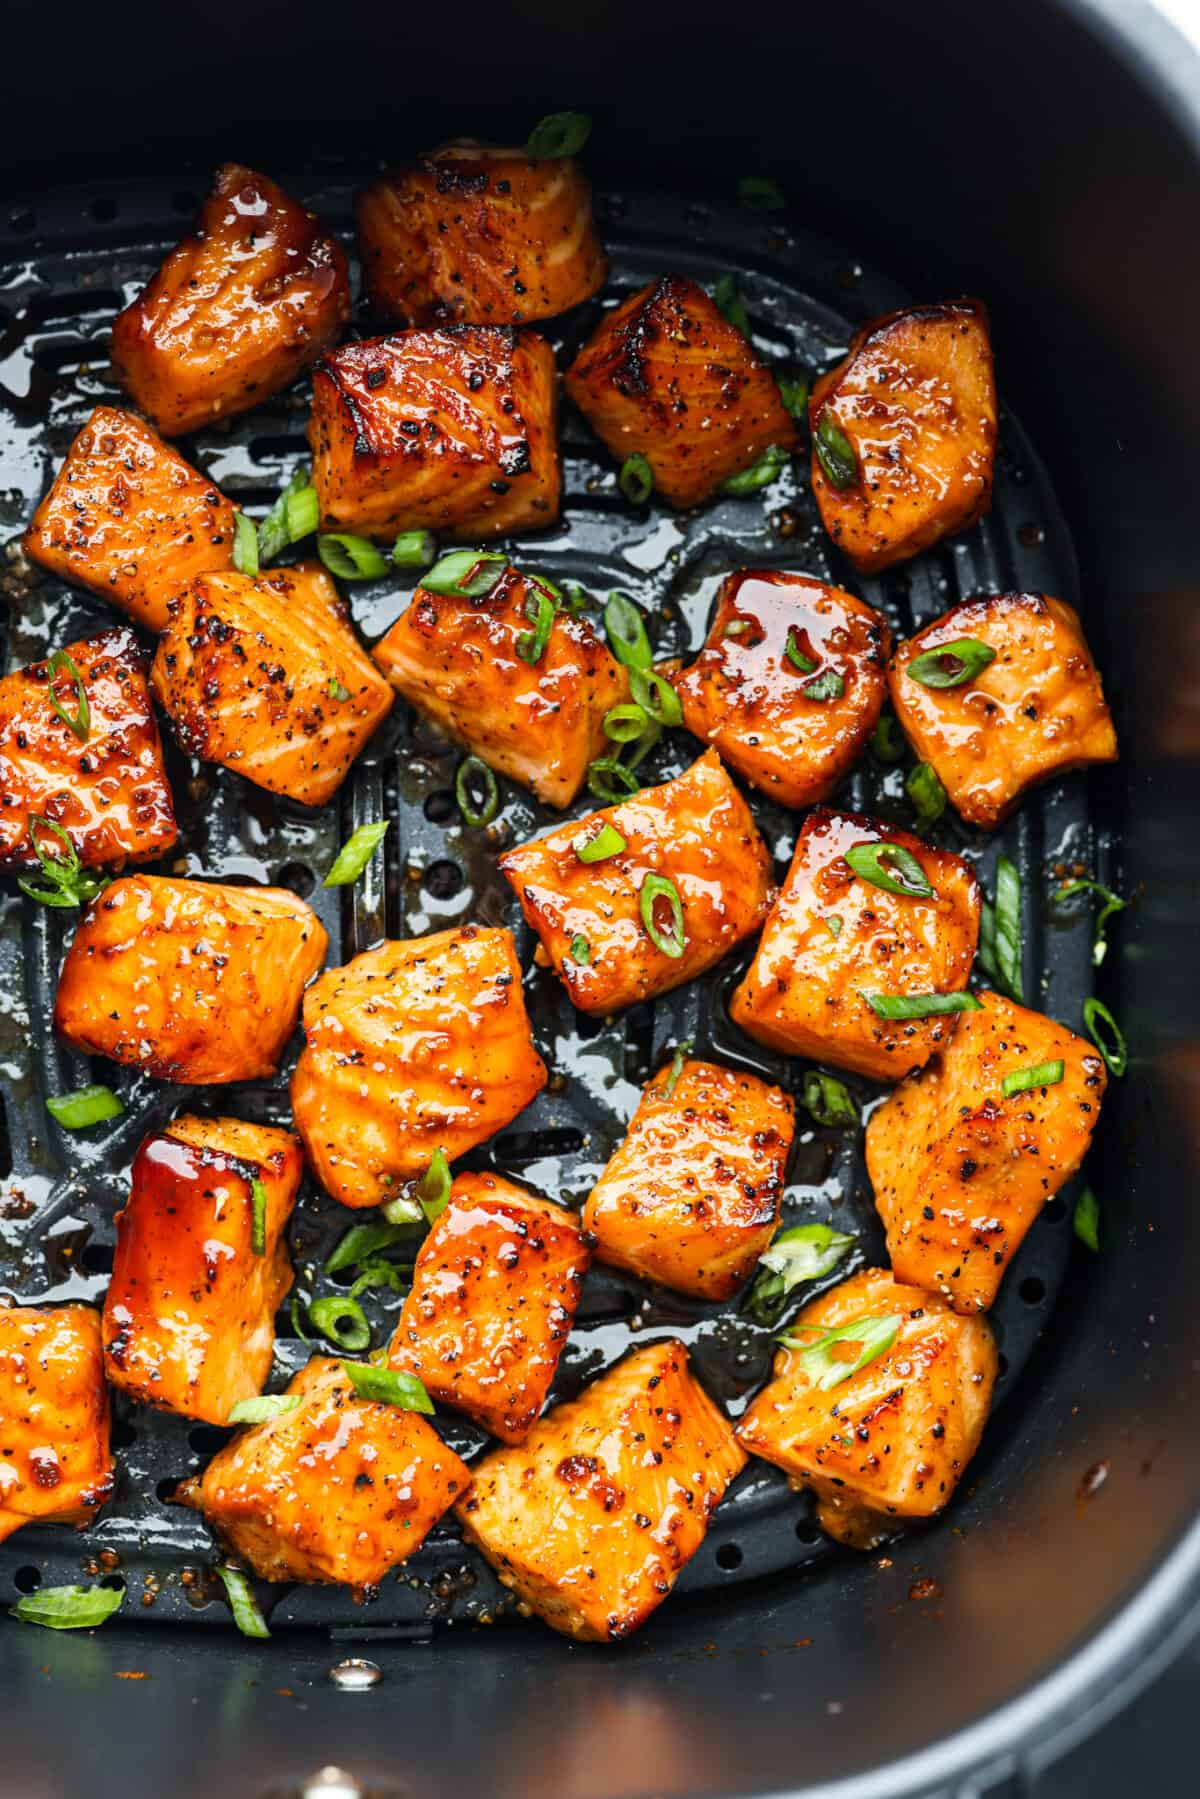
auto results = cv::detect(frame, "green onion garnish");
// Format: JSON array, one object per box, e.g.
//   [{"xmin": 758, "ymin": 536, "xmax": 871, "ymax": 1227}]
[
  {"xmin": 906, "ymin": 761, "xmax": 947, "ymax": 824},
  {"xmin": 660, "ymin": 1039, "xmax": 694, "ymax": 1101},
  {"xmin": 713, "ymin": 274, "xmax": 750, "ymax": 336},
  {"xmin": 380, "ymin": 1189, "xmax": 424, "ymax": 1227},
  {"xmin": 1074, "ymin": 1186, "xmax": 1100, "ymax": 1252},
  {"xmin": 605, "ymin": 592, "xmax": 653, "ymax": 670},
  {"xmin": 43, "ymin": 649, "xmax": 90, "ymax": 742},
  {"xmin": 618, "ymin": 453, "xmax": 654, "ymax": 506},
  {"xmin": 814, "ymin": 412, "xmax": 857, "ymax": 489},
  {"xmin": 1053, "ymin": 877, "xmax": 1127, "ymax": 967},
  {"xmin": 309, "ymin": 1295, "xmax": 372, "ymax": 1352},
  {"xmin": 639, "ymin": 872, "xmax": 686, "ymax": 959},
  {"xmin": 744, "ymin": 1223, "xmax": 856, "ymax": 1326},
  {"xmin": 227, "ymin": 1393, "xmax": 303, "ymax": 1426},
  {"xmin": 862, "ymin": 991, "xmax": 982, "ymax": 1020},
  {"xmin": 777, "ymin": 372, "xmax": 811, "ymax": 419},
  {"xmin": 290, "ymin": 1291, "xmax": 314, "ymax": 1343},
  {"xmin": 629, "ymin": 667, "xmax": 682, "ymax": 727},
  {"xmin": 9, "ymin": 1583, "xmax": 124, "ymax": 1631},
  {"xmin": 317, "ymin": 533, "xmax": 389, "ymax": 581},
  {"xmin": 801, "ymin": 1072, "xmax": 858, "ymax": 1128},
  {"xmin": 232, "ymin": 511, "xmax": 259, "ymax": 577},
  {"xmin": 256, "ymin": 468, "xmax": 313, "ymax": 563},
  {"xmin": 216, "ymin": 1566, "xmax": 270, "ymax": 1639},
  {"xmin": 326, "ymin": 1219, "xmax": 419, "ymax": 1276},
  {"xmin": 347, "ymin": 1258, "xmax": 410, "ymax": 1301},
  {"xmin": 422, "ymin": 550, "xmax": 507, "ymax": 598},
  {"xmin": 781, "ymin": 1312, "xmax": 901, "ymax": 1391},
  {"xmin": 526, "ymin": 111, "xmax": 592, "ymax": 157},
  {"xmin": 586, "ymin": 757, "xmax": 642, "ymax": 803},
  {"xmin": 1002, "ymin": 1059, "xmax": 1065, "ymax": 1098},
  {"xmin": 46, "ymin": 1084, "xmax": 123, "ymax": 1130},
  {"xmin": 455, "ymin": 756, "xmax": 499, "ymax": 827},
  {"xmin": 720, "ymin": 443, "xmax": 789, "ymax": 496},
  {"xmin": 871, "ymin": 709, "xmax": 906, "ymax": 763},
  {"xmin": 844, "ymin": 841, "xmax": 934, "ymax": 899},
  {"xmin": 906, "ymin": 637, "xmax": 997, "ymax": 690},
  {"xmin": 416, "ymin": 1149, "xmax": 452, "ymax": 1225},
  {"xmin": 993, "ymin": 857, "xmax": 1024, "ymax": 1001},
  {"xmin": 323, "ymin": 819, "xmax": 389, "ymax": 887},
  {"xmin": 285, "ymin": 481, "xmax": 319, "ymax": 545},
  {"xmin": 515, "ymin": 579, "xmax": 557, "ymax": 664},
  {"xmin": 574, "ymin": 820, "xmax": 626, "ymax": 864},
  {"xmin": 391, "ymin": 529, "xmax": 436, "ymax": 570},
  {"xmin": 340, "ymin": 1361, "xmax": 435, "ymax": 1413},
  {"xmin": 603, "ymin": 702, "xmax": 651, "ymax": 744},
  {"xmin": 738, "ymin": 175, "xmax": 786, "ymax": 211},
  {"xmin": 568, "ymin": 934, "xmax": 591, "ymax": 964},
  {"xmin": 826, "ymin": 915, "xmax": 843, "ymax": 939},
  {"xmin": 18, "ymin": 816, "xmax": 108, "ymax": 910},
  {"xmin": 802, "ymin": 668, "xmax": 846, "ymax": 703},
  {"xmin": 1084, "ymin": 997, "xmax": 1127, "ymax": 1076},
  {"xmin": 327, "ymin": 676, "xmax": 350, "ymax": 702},
  {"xmin": 784, "ymin": 628, "xmax": 815, "ymax": 674},
  {"xmin": 250, "ymin": 1176, "xmax": 267, "ymax": 1256}
]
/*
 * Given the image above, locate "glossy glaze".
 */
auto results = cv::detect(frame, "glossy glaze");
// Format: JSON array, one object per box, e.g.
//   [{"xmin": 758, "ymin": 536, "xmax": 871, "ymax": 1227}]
[
  {"xmin": 737, "ymin": 1267, "xmax": 997, "ymax": 1549},
  {"xmin": 102, "ymin": 1117, "xmax": 300, "ymax": 1424},
  {"xmin": 677, "ymin": 570, "xmax": 891, "ymax": 807},
  {"xmin": 0, "ymin": 625, "xmax": 176, "ymax": 870},
  {"xmin": 53, "ymin": 875, "xmax": 327, "ymax": 1083},
  {"xmin": 176, "ymin": 1356, "xmax": 470, "ymax": 1584},
  {"xmin": 388, "ymin": 1172, "xmax": 590, "ymax": 1442},
  {"xmin": 565, "ymin": 274, "xmax": 795, "ymax": 509},
  {"xmin": 731, "ymin": 807, "xmax": 981, "ymax": 1080},
  {"xmin": 809, "ymin": 299, "xmax": 997, "ymax": 572},
  {"xmin": 867, "ymin": 990, "xmax": 1107, "ymax": 1313},
  {"xmin": 291, "ymin": 924, "xmax": 547, "ymax": 1209},
  {"xmin": 0, "ymin": 1304, "xmax": 113, "ymax": 1544},
  {"xmin": 110, "ymin": 164, "xmax": 350, "ymax": 436},
  {"xmin": 582, "ymin": 1057, "xmax": 794, "ymax": 1299},
  {"xmin": 308, "ymin": 327, "xmax": 560, "ymax": 540},
  {"xmin": 889, "ymin": 592, "xmax": 1118, "ymax": 829},
  {"xmin": 499, "ymin": 748, "xmax": 773, "ymax": 1015},
  {"xmin": 457, "ymin": 1340, "xmax": 745, "ymax": 1641},
  {"xmin": 22, "ymin": 406, "xmax": 236, "ymax": 633},
  {"xmin": 372, "ymin": 564, "xmax": 625, "ymax": 808},
  {"xmin": 152, "ymin": 563, "xmax": 393, "ymax": 807},
  {"xmin": 358, "ymin": 143, "xmax": 607, "ymax": 327}
]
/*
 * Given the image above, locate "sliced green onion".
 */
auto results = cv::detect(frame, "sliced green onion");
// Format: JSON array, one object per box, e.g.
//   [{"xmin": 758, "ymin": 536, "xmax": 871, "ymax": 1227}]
[
  {"xmin": 744, "ymin": 1223, "xmax": 856, "ymax": 1326},
  {"xmin": 862, "ymin": 990, "xmax": 982, "ymax": 1020},
  {"xmin": 422, "ymin": 550, "xmax": 507, "ymax": 598},
  {"xmin": 1002, "ymin": 1059, "xmax": 1065, "ymax": 1098},
  {"xmin": 216, "ymin": 1566, "xmax": 270, "ymax": 1639},
  {"xmin": 256, "ymin": 467, "xmax": 313, "ymax": 563},
  {"xmin": 341, "ymin": 1361, "xmax": 435, "ymax": 1413},
  {"xmin": 639, "ymin": 872, "xmax": 686, "ymax": 959},
  {"xmin": 801, "ymin": 1072, "xmax": 858, "ymax": 1128},
  {"xmin": 514, "ymin": 579, "xmax": 557, "ymax": 665},
  {"xmin": 629, "ymin": 666, "xmax": 682, "ymax": 728},
  {"xmin": 622, "ymin": 721, "xmax": 662, "ymax": 772},
  {"xmin": 781, "ymin": 1312, "xmax": 902, "ymax": 1391},
  {"xmin": 784, "ymin": 628, "xmax": 816, "ymax": 674},
  {"xmin": 232, "ymin": 511, "xmax": 260, "ymax": 577},
  {"xmin": 738, "ymin": 175, "xmax": 786, "ymax": 211},
  {"xmin": 309, "ymin": 1295, "xmax": 371, "ymax": 1352},
  {"xmin": 526, "ymin": 111, "xmax": 592, "ymax": 157},
  {"xmin": 721, "ymin": 443, "xmax": 789, "ymax": 496},
  {"xmin": 327, "ymin": 676, "xmax": 350, "ymax": 702},
  {"xmin": 227, "ymin": 1393, "xmax": 303, "ymax": 1426},
  {"xmin": 381, "ymin": 1189, "xmax": 424, "ymax": 1226},
  {"xmin": 323, "ymin": 819, "xmax": 389, "ymax": 887},
  {"xmin": 1074, "ymin": 1186, "xmax": 1100, "ymax": 1252},
  {"xmin": 318, "ymin": 533, "xmax": 389, "ymax": 581},
  {"xmin": 10, "ymin": 1584, "xmax": 124, "ymax": 1631},
  {"xmin": 18, "ymin": 815, "xmax": 108, "ymax": 910},
  {"xmin": 618, "ymin": 453, "xmax": 654, "ymax": 506},
  {"xmin": 290, "ymin": 1291, "xmax": 314, "ymax": 1343},
  {"xmin": 46, "ymin": 1083, "xmax": 123, "ymax": 1130},
  {"xmin": 574, "ymin": 820, "xmax": 627, "ymax": 864},
  {"xmin": 250, "ymin": 1176, "xmax": 267, "ymax": 1256},
  {"xmin": 993, "ymin": 857, "xmax": 1024, "ymax": 1002},
  {"xmin": 348, "ymin": 1258, "xmax": 410, "ymax": 1300},
  {"xmin": 586, "ymin": 756, "xmax": 642, "ymax": 803},
  {"xmin": 1084, "ymin": 997, "xmax": 1127, "ymax": 1077},
  {"xmin": 814, "ymin": 412, "xmax": 857, "ymax": 489},
  {"xmin": 568, "ymin": 934, "xmax": 591, "ymax": 964},
  {"xmin": 844, "ymin": 841, "xmax": 934, "ymax": 899},
  {"xmin": 906, "ymin": 637, "xmax": 997, "ymax": 690},
  {"xmin": 713, "ymin": 274, "xmax": 750, "ymax": 337},
  {"xmin": 826, "ymin": 915, "xmax": 843, "ymax": 939},
  {"xmin": 871, "ymin": 709, "xmax": 906, "ymax": 763},
  {"xmin": 326, "ymin": 1220, "xmax": 419, "ymax": 1276},
  {"xmin": 660, "ymin": 1039, "xmax": 694, "ymax": 1102},
  {"xmin": 285, "ymin": 482, "xmax": 320, "ymax": 545},
  {"xmin": 391, "ymin": 529, "xmax": 436, "ymax": 570},
  {"xmin": 604, "ymin": 593, "xmax": 653, "ymax": 670},
  {"xmin": 416, "ymin": 1149, "xmax": 452, "ymax": 1225},
  {"xmin": 455, "ymin": 756, "xmax": 499, "ymax": 827},
  {"xmin": 802, "ymin": 668, "xmax": 845, "ymax": 703},
  {"xmin": 603, "ymin": 702, "xmax": 650, "ymax": 744},
  {"xmin": 724, "ymin": 618, "xmax": 754, "ymax": 639},
  {"xmin": 1053, "ymin": 877, "xmax": 1127, "ymax": 968},
  {"xmin": 777, "ymin": 371, "xmax": 811, "ymax": 419},
  {"xmin": 906, "ymin": 762, "xmax": 947, "ymax": 824},
  {"xmin": 43, "ymin": 649, "xmax": 90, "ymax": 742}
]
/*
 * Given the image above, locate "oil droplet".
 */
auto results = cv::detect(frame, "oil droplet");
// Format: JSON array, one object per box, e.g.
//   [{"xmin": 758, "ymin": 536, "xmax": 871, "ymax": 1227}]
[
  {"xmin": 301, "ymin": 1770, "xmax": 363, "ymax": 1799},
  {"xmin": 327, "ymin": 1657, "xmax": 382, "ymax": 1691}
]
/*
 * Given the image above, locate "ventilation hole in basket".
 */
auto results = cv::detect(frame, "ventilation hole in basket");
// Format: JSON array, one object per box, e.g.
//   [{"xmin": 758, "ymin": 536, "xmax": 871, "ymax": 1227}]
[
  {"xmin": 13, "ymin": 1565, "xmax": 41, "ymax": 1594},
  {"xmin": 90, "ymin": 197, "xmax": 118, "ymax": 223},
  {"xmin": 275, "ymin": 861, "xmax": 316, "ymax": 899},
  {"xmin": 155, "ymin": 1476, "xmax": 186, "ymax": 1505},
  {"xmin": 493, "ymin": 1128, "xmax": 585, "ymax": 1167},
  {"xmin": 110, "ymin": 1417, "xmax": 138, "ymax": 1450},
  {"xmin": 715, "ymin": 1542, "xmax": 743, "ymax": 1571},
  {"xmin": 1019, "ymin": 1276, "xmax": 1046, "ymax": 1306},
  {"xmin": 172, "ymin": 190, "xmax": 198, "ymax": 215},
  {"xmin": 423, "ymin": 790, "xmax": 457, "ymax": 826},
  {"xmin": 8, "ymin": 209, "xmax": 34, "ymax": 235},
  {"xmin": 1043, "ymin": 1195, "xmax": 1066, "ymax": 1223},
  {"xmin": 424, "ymin": 859, "xmax": 463, "ymax": 900},
  {"xmin": 248, "ymin": 433, "xmax": 309, "ymax": 464},
  {"xmin": 187, "ymin": 1425, "xmax": 229, "ymax": 1457},
  {"xmin": 33, "ymin": 341, "xmax": 92, "ymax": 376},
  {"xmin": 794, "ymin": 1519, "xmax": 821, "ymax": 1544},
  {"xmin": 23, "ymin": 290, "xmax": 123, "ymax": 328},
  {"xmin": 81, "ymin": 1241, "xmax": 113, "ymax": 1274}
]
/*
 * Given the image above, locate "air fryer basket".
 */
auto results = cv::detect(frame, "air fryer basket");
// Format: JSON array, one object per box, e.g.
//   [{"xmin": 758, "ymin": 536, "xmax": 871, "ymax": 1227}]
[{"xmin": 0, "ymin": 0, "xmax": 1198, "ymax": 1794}]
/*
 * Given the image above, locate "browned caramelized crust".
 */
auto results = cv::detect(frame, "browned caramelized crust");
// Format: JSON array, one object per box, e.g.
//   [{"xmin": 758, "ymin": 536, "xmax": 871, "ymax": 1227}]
[
  {"xmin": 358, "ymin": 143, "xmax": 607, "ymax": 327},
  {"xmin": 110, "ymin": 164, "xmax": 350, "ymax": 436},
  {"xmin": 308, "ymin": 327, "xmax": 560, "ymax": 541},
  {"xmin": 0, "ymin": 626, "xmax": 176, "ymax": 871},
  {"xmin": 565, "ymin": 275, "xmax": 795, "ymax": 508},
  {"xmin": 457, "ymin": 1340, "xmax": 745, "ymax": 1640},
  {"xmin": 0, "ymin": 1304, "xmax": 113, "ymax": 1544},
  {"xmin": 103, "ymin": 1117, "xmax": 300, "ymax": 1423}
]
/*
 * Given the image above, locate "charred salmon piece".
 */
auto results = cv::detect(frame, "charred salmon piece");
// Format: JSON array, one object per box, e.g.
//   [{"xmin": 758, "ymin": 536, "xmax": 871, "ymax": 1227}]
[
  {"xmin": 0, "ymin": 625, "xmax": 176, "ymax": 873},
  {"xmin": 457, "ymin": 1340, "xmax": 745, "ymax": 1642},
  {"xmin": 388, "ymin": 1172, "xmax": 590, "ymax": 1443},
  {"xmin": 499, "ymin": 748, "xmax": 773, "ymax": 1016},
  {"xmin": 737, "ymin": 1267, "xmax": 997, "ymax": 1550},
  {"xmin": 102, "ymin": 1116, "xmax": 299, "ymax": 1424},
  {"xmin": 22, "ymin": 406, "xmax": 236, "ymax": 633},
  {"xmin": 175, "ymin": 1356, "xmax": 470, "ymax": 1584},
  {"xmin": 677, "ymin": 570, "xmax": 891, "ymax": 808},
  {"xmin": 54, "ymin": 875, "xmax": 327, "ymax": 1084},
  {"xmin": 867, "ymin": 990, "xmax": 1107, "ymax": 1314},
  {"xmin": 809, "ymin": 298, "xmax": 997, "ymax": 573},
  {"xmin": 583, "ymin": 1057, "xmax": 794, "ymax": 1300},
  {"xmin": 358, "ymin": 142, "xmax": 607, "ymax": 327},
  {"xmin": 110, "ymin": 163, "xmax": 350, "ymax": 437},
  {"xmin": 291, "ymin": 924, "xmax": 547, "ymax": 1210},
  {"xmin": 308, "ymin": 327, "xmax": 559, "ymax": 542},
  {"xmin": 0, "ymin": 1304, "xmax": 113, "ymax": 1545},
  {"xmin": 372, "ymin": 563, "xmax": 625, "ymax": 808},
  {"xmin": 730, "ymin": 807, "xmax": 980, "ymax": 1082},
  {"xmin": 152, "ymin": 564, "xmax": 392, "ymax": 807},
  {"xmin": 564, "ymin": 274, "xmax": 795, "ymax": 509},
  {"xmin": 889, "ymin": 593, "xmax": 1118, "ymax": 830}
]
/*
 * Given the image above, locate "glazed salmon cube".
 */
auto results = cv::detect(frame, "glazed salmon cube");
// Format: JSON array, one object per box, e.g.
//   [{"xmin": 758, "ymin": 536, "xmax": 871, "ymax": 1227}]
[
  {"xmin": 151, "ymin": 563, "xmax": 393, "ymax": 807},
  {"xmin": 730, "ymin": 808, "xmax": 981, "ymax": 1081},
  {"xmin": 53, "ymin": 875, "xmax": 327, "ymax": 1084},
  {"xmin": 499, "ymin": 749, "xmax": 773, "ymax": 1016},
  {"xmin": 457, "ymin": 1340, "xmax": 745, "ymax": 1641},
  {"xmin": 737, "ymin": 1267, "xmax": 997, "ymax": 1549},
  {"xmin": 564, "ymin": 274, "xmax": 795, "ymax": 509},
  {"xmin": 372, "ymin": 563, "xmax": 625, "ymax": 808},
  {"xmin": 582, "ymin": 1057, "xmax": 795, "ymax": 1299},
  {"xmin": 676, "ymin": 570, "xmax": 891, "ymax": 808},
  {"xmin": 308, "ymin": 327, "xmax": 560, "ymax": 542},
  {"xmin": 102, "ymin": 1115, "xmax": 300, "ymax": 1424},
  {"xmin": 291, "ymin": 925, "xmax": 547, "ymax": 1210},
  {"xmin": 176, "ymin": 1356, "xmax": 470, "ymax": 1584},
  {"xmin": 888, "ymin": 593, "xmax": 1118, "ymax": 830},
  {"xmin": 867, "ymin": 990, "xmax": 1107, "ymax": 1313},
  {"xmin": 110, "ymin": 164, "xmax": 350, "ymax": 436},
  {"xmin": 0, "ymin": 625, "xmax": 176, "ymax": 872},
  {"xmin": 358, "ymin": 142, "xmax": 607, "ymax": 327},
  {"xmin": 388, "ymin": 1172, "xmax": 590, "ymax": 1442},
  {"xmin": 809, "ymin": 298, "xmax": 997, "ymax": 573},
  {"xmin": 0, "ymin": 1305, "xmax": 113, "ymax": 1545}
]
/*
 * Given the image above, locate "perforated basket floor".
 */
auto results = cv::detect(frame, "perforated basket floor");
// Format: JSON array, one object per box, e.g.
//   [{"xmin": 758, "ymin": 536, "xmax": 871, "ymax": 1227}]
[{"xmin": 0, "ymin": 172, "xmax": 1114, "ymax": 1638}]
